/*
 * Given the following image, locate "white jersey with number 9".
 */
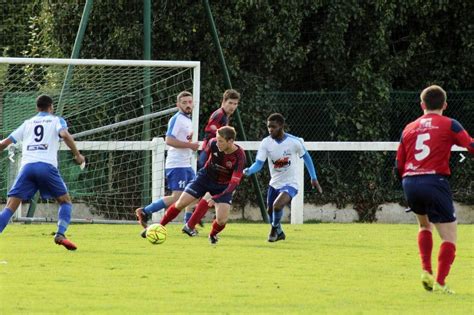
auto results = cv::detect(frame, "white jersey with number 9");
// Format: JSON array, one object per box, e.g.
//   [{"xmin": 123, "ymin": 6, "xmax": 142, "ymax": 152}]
[{"xmin": 8, "ymin": 112, "xmax": 68, "ymax": 168}]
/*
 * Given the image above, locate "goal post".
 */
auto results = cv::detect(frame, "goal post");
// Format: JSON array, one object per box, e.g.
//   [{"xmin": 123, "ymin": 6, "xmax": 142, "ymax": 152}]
[{"xmin": 0, "ymin": 57, "xmax": 200, "ymax": 223}]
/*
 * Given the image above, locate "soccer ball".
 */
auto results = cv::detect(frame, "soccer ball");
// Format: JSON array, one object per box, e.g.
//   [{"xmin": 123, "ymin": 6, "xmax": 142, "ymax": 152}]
[{"xmin": 146, "ymin": 224, "xmax": 167, "ymax": 244}]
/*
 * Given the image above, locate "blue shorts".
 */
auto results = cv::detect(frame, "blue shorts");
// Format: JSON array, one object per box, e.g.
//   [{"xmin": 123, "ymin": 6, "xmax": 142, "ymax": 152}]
[
  {"xmin": 402, "ymin": 174, "xmax": 456, "ymax": 223},
  {"xmin": 267, "ymin": 185, "xmax": 298, "ymax": 210},
  {"xmin": 8, "ymin": 162, "xmax": 68, "ymax": 200},
  {"xmin": 184, "ymin": 169, "xmax": 233, "ymax": 204},
  {"xmin": 165, "ymin": 167, "xmax": 195, "ymax": 191}
]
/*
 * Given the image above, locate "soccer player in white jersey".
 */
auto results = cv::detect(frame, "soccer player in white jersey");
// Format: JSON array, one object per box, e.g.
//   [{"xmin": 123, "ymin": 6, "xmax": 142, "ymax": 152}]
[
  {"xmin": 135, "ymin": 91, "xmax": 199, "ymax": 236},
  {"xmin": 244, "ymin": 113, "xmax": 322, "ymax": 242},
  {"xmin": 0, "ymin": 95, "xmax": 85, "ymax": 250}
]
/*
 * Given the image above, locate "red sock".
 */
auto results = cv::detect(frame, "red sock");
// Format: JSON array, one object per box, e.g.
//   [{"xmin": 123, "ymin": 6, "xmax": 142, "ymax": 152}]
[
  {"xmin": 187, "ymin": 199, "xmax": 209, "ymax": 229},
  {"xmin": 418, "ymin": 230, "xmax": 433, "ymax": 274},
  {"xmin": 436, "ymin": 242, "xmax": 456, "ymax": 286},
  {"xmin": 159, "ymin": 203, "xmax": 181, "ymax": 226},
  {"xmin": 210, "ymin": 219, "xmax": 225, "ymax": 236}
]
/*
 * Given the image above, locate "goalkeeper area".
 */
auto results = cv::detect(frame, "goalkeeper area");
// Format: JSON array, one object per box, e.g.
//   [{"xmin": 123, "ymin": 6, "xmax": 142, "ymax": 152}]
[{"xmin": 0, "ymin": 57, "xmax": 200, "ymax": 222}]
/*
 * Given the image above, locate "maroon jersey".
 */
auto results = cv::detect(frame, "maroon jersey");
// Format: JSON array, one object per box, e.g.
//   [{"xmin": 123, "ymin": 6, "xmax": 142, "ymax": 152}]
[
  {"xmin": 202, "ymin": 108, "xmax": 229, "ymax": 146},
  {"xmin": 396, "ymin": 113, "xmax": 473, "ymax": 177},
  {"xmin": 204, "ymin": 139, "xmax": 246, "ymax": 199}
]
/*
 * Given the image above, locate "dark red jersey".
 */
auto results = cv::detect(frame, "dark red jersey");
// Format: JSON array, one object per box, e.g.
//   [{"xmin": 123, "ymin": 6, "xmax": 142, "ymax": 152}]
[
  {"xmin": 396, "ymin": 113, "xmax": 473, "ymax": 177},
  {"xmin": 204, "ymin": 139, "xmax": 246, "ymax": 199},
  {"xmin": 203, "ymin": 108, "xmax": 228, "ymax": 143}
]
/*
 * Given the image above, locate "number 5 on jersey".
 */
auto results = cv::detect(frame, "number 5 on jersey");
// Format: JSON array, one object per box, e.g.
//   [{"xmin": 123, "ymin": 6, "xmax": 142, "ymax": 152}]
[{"xmin": 415, "ymin": 133, "xmax": 430, "ymax": 161}]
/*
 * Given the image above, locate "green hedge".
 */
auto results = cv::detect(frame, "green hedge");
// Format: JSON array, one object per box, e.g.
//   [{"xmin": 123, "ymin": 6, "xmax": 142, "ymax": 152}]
[
  {"xmin": 2, "ymin": 1, "xmax": 473, "ymax": 219},
  {"xmin": 231, "ymin": 91, "xmax": 473, "ymax": 221}
]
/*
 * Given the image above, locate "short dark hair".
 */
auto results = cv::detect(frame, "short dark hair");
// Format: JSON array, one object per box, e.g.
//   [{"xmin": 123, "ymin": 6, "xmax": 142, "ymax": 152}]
[
  {"xmin": 217, "ymin": 126, "xmax": 236, "ymax": 141},
  {"xmin": 267, "ymin": 113, "xmax": 285, "ymax": 125},
  {"xmin": 222, "ymin": 89, "xmax": 240, "ymax": 102},
  {"xmin": 177, "ymin": 91, "xmax": 192, "ymax": 102},
  {"xmin": 36, "ymin": 95, "xmax": 53, "ymax": 110},
  {"xmin": 420, "ymin": 85, "xmax": 446, "ymax": 110}
]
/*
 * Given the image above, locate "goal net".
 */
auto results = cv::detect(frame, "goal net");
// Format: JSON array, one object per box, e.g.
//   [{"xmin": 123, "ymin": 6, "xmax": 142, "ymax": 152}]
[{"xmin": 0, "ymin": 57, "xmax": 200, "ymax": 223}]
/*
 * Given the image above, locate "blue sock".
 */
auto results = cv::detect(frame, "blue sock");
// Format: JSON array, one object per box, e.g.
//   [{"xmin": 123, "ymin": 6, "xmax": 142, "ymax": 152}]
[
  {"xmin": 0, "ymin": 208, "xmax": 14, "ymax": 233},
  {"xmin": 57, "ymin": 203, "xmax": 72, "ymax": 235},
  {"xmin": 268, "ymin": 211, "xmax": 273, "ymax": 226},
  {"xmin": 184, "ymin": 211, "xmax": 193, "ymax": 224},
  {"xmin": 272, "ymin": 208, "xmax": 283, "ymax": 231},
  {"xmin": 144, "ymin": 199, "xmax": 167, "ymax": 214}
]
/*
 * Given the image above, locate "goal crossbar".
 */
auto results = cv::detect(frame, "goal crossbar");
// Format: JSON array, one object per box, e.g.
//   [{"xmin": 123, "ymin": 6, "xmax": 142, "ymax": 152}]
[{"xmin": 0, "ymin": 57, "xmax": 200, "ymax": 68}]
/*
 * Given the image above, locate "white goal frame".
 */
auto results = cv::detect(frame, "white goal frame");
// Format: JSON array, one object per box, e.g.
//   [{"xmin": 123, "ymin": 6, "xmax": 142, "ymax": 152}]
[
  {"xmin": 2, "ymin": 57, "xmax": 201, "ymax": 223},
  {"xmin": 0, "ymin": 57, "xmax": 202, "ymax": 146}
]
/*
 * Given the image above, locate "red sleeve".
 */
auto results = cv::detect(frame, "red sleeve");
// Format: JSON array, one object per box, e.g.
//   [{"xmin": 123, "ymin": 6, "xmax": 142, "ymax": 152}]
[
  {"xmin": 453, "ymin": 128, "xmax": 474, "ymax": 155},
  {"xmin": 212, "ymin": 149, "xmax": 246, "ymax": 200},
  {"xmin": 205, "ymin": 138, "xmax": 214, "ymax": 155},
  {"xmin": 204, "ymin": 110, "xmax": 222, "ymax": 135}
]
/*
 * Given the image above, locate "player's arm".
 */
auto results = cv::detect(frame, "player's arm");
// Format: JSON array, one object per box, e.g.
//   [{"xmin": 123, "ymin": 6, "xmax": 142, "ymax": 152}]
[
  {"xmin": 394, "ymin": 136, "xmax": 406, "ymax": 181},
  {"xmin": 204, "ymin": 110, "xmax": 223, "ymax": 135},
  {"xmin": 60, "ymin": 129, "xmax": 85, "ymax": 165},
  {"xmin": 0, "ymin": 138, "xmax": 13, "ymax": 152},
  {"xmin": 165, "ymin": 136, "xmax": 199, "ymax": 151},
  {"xmin": 244, "ymin": 140, "xmax": 267, "ymax": 176},
  {"xmin": 198, "ymin": 138, "xmax": 214, "ymax": 167},
  {"xmin": 0, "ymin": 122, "xmax": 25, "ymax": 152},
  {"xmin": 211, "ymin": 150, "xmax": 246, "ymax": 201},
  {"xmin": 243, "ymin": 159, "xmax": 264, "ymax": 176},
  {"xmin": 297, "ymin": 139, "xmax": 322, "ymax": 192},
  {"xmin": 451, "ymin": 119, "xmax": 474, "ymax": 154},
  {"xmin": 302, "ymin": 151, "xmax": 322, "ymax": 193}
]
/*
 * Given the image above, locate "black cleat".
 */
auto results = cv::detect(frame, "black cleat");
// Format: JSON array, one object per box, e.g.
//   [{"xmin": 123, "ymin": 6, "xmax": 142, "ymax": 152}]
[
  {"xmin": 268, "ymin": 226, "xmax": 286, "ymax": 242},
  {"xmin": 275, "ymin": 231, "xmax": 286, "ymax": 242},
  {"xmin": 267, "ymin": 226, "xmax": 278, "ymax": 242},
  {"xmin": 182, "ymin": 224, "xmax": 198, "ymax": 237},
  {"xmin": 209, "ymin": 234, "xmax": 219, "ymax": 245},
  {"xmin": 140, "ymin": 229, "xmax": 147, "ymax": 239}
]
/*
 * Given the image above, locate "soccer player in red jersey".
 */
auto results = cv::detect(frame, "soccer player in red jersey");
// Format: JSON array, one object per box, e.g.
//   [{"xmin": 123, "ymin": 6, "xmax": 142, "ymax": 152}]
[
  {"xmin": 198, "ymin": 89, "xmax": 240, "ymax": 169},
  {"xmin": 160, "ymin": 126, "xmax": 246, "ymax": 244},
  {"xmin": 395, "ymin": 85, "xmax": 474, "ymax": 294}
]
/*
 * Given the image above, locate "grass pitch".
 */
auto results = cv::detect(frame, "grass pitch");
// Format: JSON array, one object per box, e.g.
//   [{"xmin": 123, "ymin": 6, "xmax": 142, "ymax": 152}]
[{"xmin": 1, "ymin": 223, "xmax": 473, "ymax": 314}]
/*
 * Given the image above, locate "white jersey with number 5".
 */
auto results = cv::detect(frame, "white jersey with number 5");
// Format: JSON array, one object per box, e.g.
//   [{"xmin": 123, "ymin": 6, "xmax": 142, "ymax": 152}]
[
  {"xmin": 256, "ymin": 133, "xmax": 306, "ymax": 190},
  {"xmin": 8, "ymin": 112, "xmax": 67, "ymax": 168}
]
